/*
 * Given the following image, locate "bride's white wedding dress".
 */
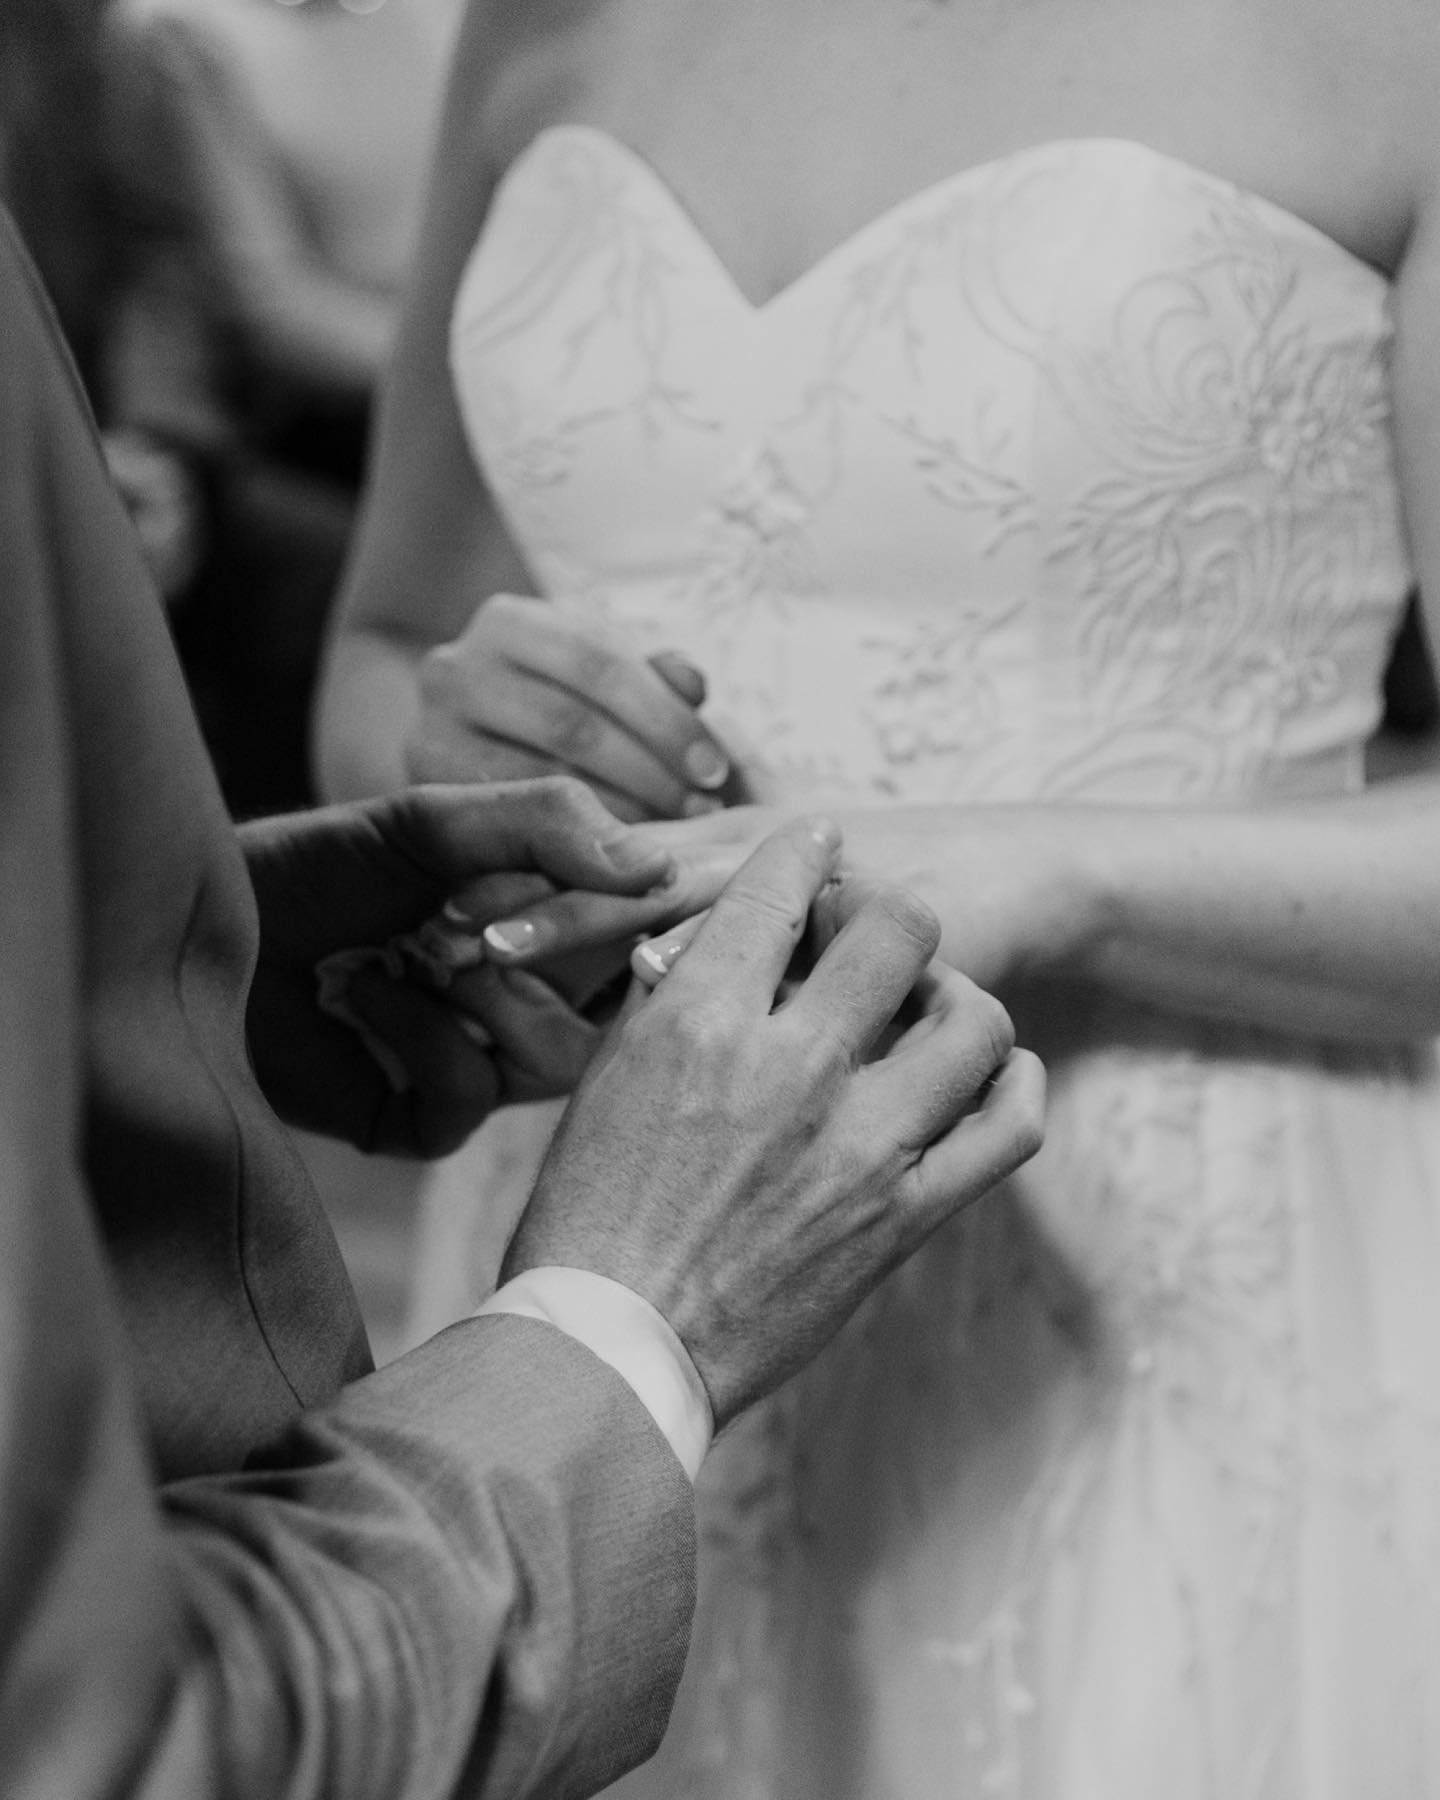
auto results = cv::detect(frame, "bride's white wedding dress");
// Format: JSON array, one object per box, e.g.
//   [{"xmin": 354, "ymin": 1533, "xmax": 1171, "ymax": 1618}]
[{"xmin": 434, "ymin": 129, "xmax": 1440, "ymax": 1796}]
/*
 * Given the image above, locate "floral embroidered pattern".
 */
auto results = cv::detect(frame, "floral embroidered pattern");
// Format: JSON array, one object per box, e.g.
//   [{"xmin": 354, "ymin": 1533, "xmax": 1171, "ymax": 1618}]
[{"xmin": 449, "ymin": 131, "xmax": 1440, "ymax": 1798}]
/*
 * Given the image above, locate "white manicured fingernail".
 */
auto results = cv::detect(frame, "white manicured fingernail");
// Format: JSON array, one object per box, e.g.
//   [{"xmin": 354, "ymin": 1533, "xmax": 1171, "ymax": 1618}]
[
  {"xmin": 484, "ymin": 919, "xmax": 536, "ymax": 958},
  {"xmin": 632, "ymin": 938, "xmax": 685, "ymax": 986},
  {"xmin": 685, "ymin": 742, "xmax": 729, "ymax": 789},
  {"xmin": 600, "ymin": 835, "xmax": 674, "ymax": 880}
]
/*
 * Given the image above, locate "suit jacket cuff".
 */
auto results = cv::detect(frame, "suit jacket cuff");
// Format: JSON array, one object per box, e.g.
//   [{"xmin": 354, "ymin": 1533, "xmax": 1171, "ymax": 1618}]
[{"xmin": 477, "ymin": 1268, "xmax": 715, "ymax": 1481}]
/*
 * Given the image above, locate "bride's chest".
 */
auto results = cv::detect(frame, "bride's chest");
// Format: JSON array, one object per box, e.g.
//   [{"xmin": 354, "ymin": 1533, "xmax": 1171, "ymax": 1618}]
[
  {"xmin": 450, "ymin": 126, "xmax": 1410, "ymax": 806},
  {"xmin": 485, "ymin": 0, "xmax": 1411, "ymax": 291}
]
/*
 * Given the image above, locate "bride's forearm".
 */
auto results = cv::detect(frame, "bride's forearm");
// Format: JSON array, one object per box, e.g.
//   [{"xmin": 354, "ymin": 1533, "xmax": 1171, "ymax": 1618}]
[
  {"xmin": 836, "ymin": 777, "xmax": 1440, "ymax": 1043},
  {"xmin": 313, "ymin": 627, "xmax": 423, "ymax": 803},
  {"xmin": 1078, "ymin": 788, "xmax": 1440, "ymax": 1040}
]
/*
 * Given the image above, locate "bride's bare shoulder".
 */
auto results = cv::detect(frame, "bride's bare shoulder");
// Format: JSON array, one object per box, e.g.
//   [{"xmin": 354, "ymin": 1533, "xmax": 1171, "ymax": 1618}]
[{"xmin": 1305, "ymin": 0, "xmax": 1440, "ymax": 232}]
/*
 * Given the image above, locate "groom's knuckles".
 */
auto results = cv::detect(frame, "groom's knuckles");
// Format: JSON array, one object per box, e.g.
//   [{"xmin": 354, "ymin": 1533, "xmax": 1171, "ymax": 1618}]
[
  {"xmin": 861, "ymin": 982, "xmax": 1017, "ymax": 1150},
  {"xmin": 711, "ymin": 879, "xmax": 811, "ymax": 952},
  {"xmin": 428, "ymin": 773, "xmax": 657, "ymax": 889},
  {"xmin": 978, "ymin": 1046, "xmax": 1047, "ymax": 1156},
  {"xmin": 806, "ymin": 887, "xmax": 941, "ymax": 1029},
  {"xmin": 511, "ymin": 771, "xmax": 606, "ymax": 838},
  {"xmin": 447, "ymin": 869, "xmax": 556, "ymax": 925},
  {"xmin": 387, "ymin": 774, "xmax": 557, "ymax": 868},
  {"xmin": 640, "ymin": 981, "xmax": 745, "ymax": 1074},
  {"xmin": 965, "ymin": 984, "xmax": 1018, "ymax": 1073},
  {"xmin": 909, "ymin": 1050, "xmax": 1047, "ymax": 1219},
  {"xmin": 914, "ymin": 964, "xmax": 1016, "ymax": 1068},
  {"xmin": 776, "ymin": 1008, "xmax": 851, "ymax": 1093},
  {"xmin": 820, "ymin": 889, "xmax": 940, "ymax": 996}
]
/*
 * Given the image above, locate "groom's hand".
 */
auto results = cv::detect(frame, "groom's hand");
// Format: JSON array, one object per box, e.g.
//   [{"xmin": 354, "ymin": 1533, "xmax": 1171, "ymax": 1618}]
[
  {"xmin": 241, "ymin": 779, "xmax": 673, "ymax": 1156},
  {"xmin": 503, "ymin": 817, "xmax": 1046, "ymax": 1426}
]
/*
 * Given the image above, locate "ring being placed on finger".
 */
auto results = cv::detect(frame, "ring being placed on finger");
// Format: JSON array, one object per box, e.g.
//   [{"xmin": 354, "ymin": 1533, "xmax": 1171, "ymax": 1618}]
[{"xmin": 409, "ymin": 914, "xmax": 488, "ymax": 983}]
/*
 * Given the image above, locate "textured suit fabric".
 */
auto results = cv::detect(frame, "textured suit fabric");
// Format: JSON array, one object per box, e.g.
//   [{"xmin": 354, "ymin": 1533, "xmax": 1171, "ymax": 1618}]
[{"xmin": 0, "ymin": 209, "xmax": 696, "ymax": 1800}]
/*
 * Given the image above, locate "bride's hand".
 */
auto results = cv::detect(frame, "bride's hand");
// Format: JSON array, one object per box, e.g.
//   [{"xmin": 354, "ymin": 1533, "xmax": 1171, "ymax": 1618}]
[
  {"xmin": 453, "ymin": 804, "xmax": 783, "ymax": 967},
  {"xmin": 471, "ymin": 802, "xmax": 1104, "ymax": 1000},
  {"xmin": 403, "ymin": 592, "xmax": 734, "ymax": 822},
  {"xmin": 833, "ymin": 806, "xmax": 1106, "ymax": 996}
]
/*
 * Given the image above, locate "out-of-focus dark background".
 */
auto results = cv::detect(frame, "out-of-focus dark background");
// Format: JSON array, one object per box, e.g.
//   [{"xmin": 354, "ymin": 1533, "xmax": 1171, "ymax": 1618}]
[
  {"xmin": 0, "ymin": 0, "xmax": 462, "ymax": 1353},
  {"xmin": 0, "ymin": 0, "xmax": 459, "ymax": 818}
]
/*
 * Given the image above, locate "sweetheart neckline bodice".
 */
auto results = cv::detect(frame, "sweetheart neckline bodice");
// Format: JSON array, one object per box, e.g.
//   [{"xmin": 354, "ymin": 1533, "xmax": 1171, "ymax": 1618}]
[
  {"xmin": 507, "ymin": 124, "xmax": 1389, "ymax": 314},
  {"xmin": 450, "ymin": 128, "xmax": 1411, "ymax": 809}
]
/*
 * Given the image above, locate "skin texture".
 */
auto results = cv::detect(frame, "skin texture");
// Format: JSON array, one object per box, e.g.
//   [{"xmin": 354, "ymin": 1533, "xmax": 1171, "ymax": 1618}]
[
  {"xmin": 503, "ymin": 816, "xmax": 1045, "ymax": 1426},
  {"xmin": 476, "ymin": 781, "xmax": 1440, "ymax": 1042},
  {"xmin": 121, "ymin": 0, "xmax": 460, "ymax": 399},
  {"xmin": 406, "ymin": 593, "xmax": 730, "ymax": 820},
  {"xmin": 315, "ymin": 0, "xmax": 1440, "ymax": 1048},
  {"xmin": 241, "ymin": 777, "xmax": 674, "ymax": 1156},
  {"xmin": 246, "ymin": 785, "xmax": 1046, "ymax": 1418}
]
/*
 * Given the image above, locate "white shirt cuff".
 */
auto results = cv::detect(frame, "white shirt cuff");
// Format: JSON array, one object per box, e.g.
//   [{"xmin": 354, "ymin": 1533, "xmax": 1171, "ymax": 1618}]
[{"xmin": 474, "ymin": 1267, "xmax": 714, "ymax": 1481}]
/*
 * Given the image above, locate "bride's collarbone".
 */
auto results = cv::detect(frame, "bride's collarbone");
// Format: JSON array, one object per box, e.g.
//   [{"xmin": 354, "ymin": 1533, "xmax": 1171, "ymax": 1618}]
[{"xmin": 482, "ymin": 0, "xmax": 1427, "ymax": 278}]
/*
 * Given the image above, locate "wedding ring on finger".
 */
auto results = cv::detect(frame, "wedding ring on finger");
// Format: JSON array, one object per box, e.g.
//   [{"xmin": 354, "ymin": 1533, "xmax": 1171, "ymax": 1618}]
[{"xmin": 400, "ymin": 909, "xmax": 489, "ymax": 983}]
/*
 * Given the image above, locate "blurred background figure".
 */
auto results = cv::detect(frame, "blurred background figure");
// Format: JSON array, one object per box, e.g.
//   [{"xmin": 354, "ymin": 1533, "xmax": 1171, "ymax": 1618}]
[
  {"xmin": 1, "ymin": 0, "xmax": 462, "ymax": 816},
  {"xmin": 109, "ymin": 0, "xmax": 463, "ymax": 814},
  {"xmin": 0, "ymin": 0, "xmax": 208, "ymax": 598}
]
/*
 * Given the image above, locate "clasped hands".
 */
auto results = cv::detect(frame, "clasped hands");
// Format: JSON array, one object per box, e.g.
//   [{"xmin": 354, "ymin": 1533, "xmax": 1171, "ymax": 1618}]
[{"xmin": 244, "ymin": 777, "xmax": 1043, "ymax": 1417}]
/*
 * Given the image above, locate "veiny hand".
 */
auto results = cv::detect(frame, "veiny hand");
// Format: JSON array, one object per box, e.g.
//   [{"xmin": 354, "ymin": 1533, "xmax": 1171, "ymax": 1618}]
[
  {"xmin": 241, "ymin": 778, "xmax": 674, "ymax": 1156},
  {"xmin": 503, "ymin": 816, "xmax": 1046, "ymax": 1426},
  {"xmin": 403, "ymin": 592, "xmax": 733, "ymax": 822}
]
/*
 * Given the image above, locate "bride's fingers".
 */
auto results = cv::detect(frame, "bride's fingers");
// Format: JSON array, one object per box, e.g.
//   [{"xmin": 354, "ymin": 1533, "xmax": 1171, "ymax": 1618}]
[
  {"xmin": 443, "ymin": 870, "xmax": 558, "ymax": 928},
  {"xmin": 631, "ymin": 911, "xmax": 710, "ymax": 987},
  {"xmin": 859, "ymin": 963, "xmax": 1019, "ymax": 1149},
  {"xmin": 482, "ymin": 848, "xmax": 743, "ymax": 964},
  {"xmin": 906, "ymin": 1048, "xmax": 1047, "ymax": 1225},
  {"xmin": 648, "ymin": 649, "xmax": 708, "ymax": 708}
]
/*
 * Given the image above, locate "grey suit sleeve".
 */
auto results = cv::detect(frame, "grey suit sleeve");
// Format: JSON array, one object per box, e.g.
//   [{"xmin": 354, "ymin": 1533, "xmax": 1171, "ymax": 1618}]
[
  {"xmin": 152, "ymin": 1319, "xmax": 698, "ymax": 1800},
  {"xmin": 6, "ymin": 1289, "xmax": 695, "ymax": 1800},
  {"xmin": 0, "ymin": 206, "xmax": 696, "ymax": 1800}
]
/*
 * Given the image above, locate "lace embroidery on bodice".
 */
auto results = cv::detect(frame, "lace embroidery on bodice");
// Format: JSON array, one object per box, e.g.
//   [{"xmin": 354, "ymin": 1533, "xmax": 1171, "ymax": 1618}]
[
  {"xmin": 448, "ymin": 133, "xmax": 1440, "ymax": 1800},
  {"xmin": 451, "ymin": 130, "xmax": 1412, "ymax": 809}
]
